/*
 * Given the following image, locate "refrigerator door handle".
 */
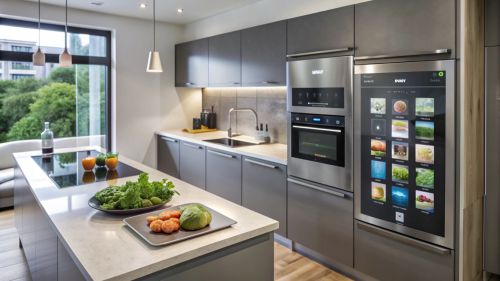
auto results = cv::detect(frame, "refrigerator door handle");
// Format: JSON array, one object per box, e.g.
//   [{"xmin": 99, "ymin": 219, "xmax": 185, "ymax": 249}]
[{"xmin": 357, "ymin": 221, "xmax": 451, "ymax": 255}]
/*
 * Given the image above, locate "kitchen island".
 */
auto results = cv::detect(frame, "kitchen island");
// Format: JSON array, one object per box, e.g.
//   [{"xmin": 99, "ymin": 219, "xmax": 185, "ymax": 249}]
[{"xmin": 13, "ymin": 146, "xmax": 278, "ymax": 281}]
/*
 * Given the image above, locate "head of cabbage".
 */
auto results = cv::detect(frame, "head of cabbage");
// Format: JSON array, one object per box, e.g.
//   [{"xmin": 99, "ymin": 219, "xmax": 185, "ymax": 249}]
[{"xmin": 180, "ymin": 204, "xmax": 212, "ymax": 231}]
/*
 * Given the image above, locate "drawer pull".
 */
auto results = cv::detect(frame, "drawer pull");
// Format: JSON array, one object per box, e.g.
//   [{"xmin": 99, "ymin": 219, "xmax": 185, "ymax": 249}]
[
  {"xmin": 208, "ymin": 150, "xmax": 234, "ymax": 159},
  {"xmin": 244, "ymin": 159, "xmax": 277, "ymax": 169},
  {"xmin": 287, "ymin": 47, "xmax": 354, "ymax": 58},
  {"xmin": 357, "ymin": 221, "xmax": 451, "ymax": 255},
  {"xmin": 183, "ymin": 143, "xmax": 203, "ymax": 150},
  {"xmin": 261, "ymin": 81, "xmax": 278, "ymax": 85},
  {"xmin": 161, "ymin": 137, "xmax": 177, "ymax": 143},
  {"xmin": 354, "ymin": 49, "xmax": 451, "ymax": 61},
  {"xmin": 287, "ymin": 178, "xmax": 345, "ymax": 198}
]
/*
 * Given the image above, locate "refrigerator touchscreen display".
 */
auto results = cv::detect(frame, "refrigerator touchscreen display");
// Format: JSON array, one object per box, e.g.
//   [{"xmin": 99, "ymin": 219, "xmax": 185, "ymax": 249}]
[{"xmin": 360, "ymin": 71, "xmax": 446, "ymax": 236}]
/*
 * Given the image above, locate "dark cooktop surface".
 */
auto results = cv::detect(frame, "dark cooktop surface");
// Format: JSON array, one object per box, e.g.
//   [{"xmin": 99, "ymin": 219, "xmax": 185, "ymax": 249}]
[{"xmin": 32, "ymin": 150, "xmax": 142, "ymax": 188}]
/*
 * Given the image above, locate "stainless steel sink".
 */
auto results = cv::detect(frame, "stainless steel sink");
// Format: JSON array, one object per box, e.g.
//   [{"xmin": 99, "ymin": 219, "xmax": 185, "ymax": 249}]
[{"xmin": 204, "ymin": 138, "xmax": 256, "ymax": 147}]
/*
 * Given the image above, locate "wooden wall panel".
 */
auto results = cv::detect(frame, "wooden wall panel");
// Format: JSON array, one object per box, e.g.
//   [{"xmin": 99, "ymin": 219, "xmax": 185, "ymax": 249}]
[{"xmin": 459, "ymin": 0, "xmax": 485, "ymax": 280}]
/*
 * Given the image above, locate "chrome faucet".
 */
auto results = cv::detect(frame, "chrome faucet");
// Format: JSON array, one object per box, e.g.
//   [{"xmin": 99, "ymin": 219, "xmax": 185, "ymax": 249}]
[{"xmin": 227, "ymin": 108, "xmax": 259, "ymax": 138}]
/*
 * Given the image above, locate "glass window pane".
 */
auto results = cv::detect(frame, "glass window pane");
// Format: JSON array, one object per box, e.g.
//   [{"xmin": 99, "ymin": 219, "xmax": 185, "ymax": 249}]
[{"xmin": 0, "ymin": 25, "xmax": 107, "ymax": 57}]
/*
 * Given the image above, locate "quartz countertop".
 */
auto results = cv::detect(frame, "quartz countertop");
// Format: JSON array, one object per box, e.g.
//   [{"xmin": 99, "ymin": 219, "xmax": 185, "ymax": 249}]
[
  {"xmin": 156, "ymin": 130, "xmax": 288, "ymax": 165},
  {"xmin": 13, "ymin": 146, "xmax": 278, "ymax": 281}
]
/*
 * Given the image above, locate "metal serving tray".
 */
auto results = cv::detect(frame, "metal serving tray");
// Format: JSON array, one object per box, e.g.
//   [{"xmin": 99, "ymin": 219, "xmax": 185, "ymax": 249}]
[{"xmin": 123, "ymin": 203, "xmax": 237, "ymax": 247}]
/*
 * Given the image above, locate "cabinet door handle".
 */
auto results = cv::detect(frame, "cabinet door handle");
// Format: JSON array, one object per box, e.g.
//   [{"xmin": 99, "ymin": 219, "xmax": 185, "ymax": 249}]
[
  {"xmin": 244, "ymin": 158, "xmax": 277, "ymax": 169},
  {"xmin": 208, "ymin": 150, "xmax": 234, "ymax": 159},
  {"xmin": 185, "ymin": 82, "xmax": 195, "ymax": 86},
  {"xmin": 356, "ymin": 221, "xmax": 451, "ymax": 255},
  {"xmin": 287, "ymin": 178, "xmax": 345, "ymax": 198},
  {"xmin": 183, "ymin": 142, "xmax": 203, "ymax": 150},
  {"xmin": 354, "ymin": 49, "xmax": 451, "ymax": 61},
  {"xmin": 232, "ymin": 82, "xmax": 240, "ymax": 85},
  {"xmin": 161, "ymin": 137, "xmax": 177, "ymax": 143},
  {"xmin": 287, "ymin": 47, "xmax": 354, "ymax": 58},
  {"xmin": 261, "ymin": 81, "xmax": 278, "ymax": 85}
]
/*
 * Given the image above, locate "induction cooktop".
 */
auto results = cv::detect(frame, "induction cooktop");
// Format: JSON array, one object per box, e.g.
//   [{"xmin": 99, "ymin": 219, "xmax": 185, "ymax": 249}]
[{"xmin": 32, "ymin": 150, "xmax": 142, "ymax": 188}]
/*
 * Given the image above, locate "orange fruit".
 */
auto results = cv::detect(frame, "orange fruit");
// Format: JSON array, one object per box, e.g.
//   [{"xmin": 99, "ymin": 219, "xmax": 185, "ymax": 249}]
[
  {"xmin": 82, "ymin": 157, "xmax": 96, "ymax": 171},
  {"xmin": 105, "ymin": 157, "xmax": 118, "ymax": 170}
]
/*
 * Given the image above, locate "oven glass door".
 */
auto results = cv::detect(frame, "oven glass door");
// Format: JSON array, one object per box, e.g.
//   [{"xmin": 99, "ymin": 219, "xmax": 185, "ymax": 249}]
[{"xmin": 291, "ymin": 124, "xmax": 345, "ymax": 167}]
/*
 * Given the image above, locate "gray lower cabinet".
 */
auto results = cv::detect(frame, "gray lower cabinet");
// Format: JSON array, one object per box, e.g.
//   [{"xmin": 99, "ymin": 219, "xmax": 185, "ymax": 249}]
[
  {"xmin": 241, "ymin": 21, "xmax": 287, "ymax": 86},
  {"xmin": 287, "ymin": 178, "xmax": 353, "ymax": 267},
  {"xmin": 206, "ymin": 149, "xmax": 242, "ymax": 204},
  {"xmin": 157, "ymin": 135, "xmax": 180, "ymax": 178},
  {"xmin": 354, "ymin": 221, "xmax": 454, "ymax": 281},
  {"xmin": 242, "ymin": 157, "xmax": 287, "ymax": 236},
  {"xmin": 179, "ymin": 141, "xmax": 206, "ymax": 189},
  {"xmin": 355, "ymin": 0, "xmax": 456, "ymax": 60},
  {"xmin": 15, "ymin": 167, "xmax": 86, "ymax": 281},
  {"xmin": 287, "ymin": 6, "xmax": 354, "ymax": 57}
]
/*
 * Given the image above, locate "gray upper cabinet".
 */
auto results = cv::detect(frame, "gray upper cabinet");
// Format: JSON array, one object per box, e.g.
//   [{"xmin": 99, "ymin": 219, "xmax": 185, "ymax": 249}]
[
  {"xmin": 209, "ymin": 31, "xmax": 241, "ymax": 87},
  {"xmin": 287, "ymin": 6, "xmax": 354, "ymax": 58},
  {"xmin": 206, "ymin": 148, "xmax": 242, "ymax": 204},
  {"xmin": 287, "ymin": 178, "xmax": 353, "ymax": 267},
  {"xmin": 179, "ymin": 141, "xmax": 206, "ymax": 189},
  {"xmin": 242, "ymin": 157, "xmax": 287, "ymax": 237},
  {"xmin": 486, "ymin": 0, "xmax": 500, "ymax": 47},
  {"xmin": 354, "ymin": 221, "xmax": 454, "ymax": 281},
  {"xmin": 157, "ymin": 135, "xmax": 180, "ymax": 178},
  {"xmin": 175, "ymin": 39, "xmax": 209, "ymax": 87},
  {"xmin": 355, "ymin": 0, "xmax": 456, "ymax": 61},
  {"xmin": 241, "ymin": 21, "xmax": 287, "ymax": 86}
]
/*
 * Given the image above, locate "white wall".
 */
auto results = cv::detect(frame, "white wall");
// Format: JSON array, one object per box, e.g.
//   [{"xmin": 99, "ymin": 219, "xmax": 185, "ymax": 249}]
[
  {"xmin": 182, "ymin": 0, "xmax": 371, "ymax": 41},
  {"xmin": 0, "ymin": 0, "xmax": 201, "ymax": 168}
]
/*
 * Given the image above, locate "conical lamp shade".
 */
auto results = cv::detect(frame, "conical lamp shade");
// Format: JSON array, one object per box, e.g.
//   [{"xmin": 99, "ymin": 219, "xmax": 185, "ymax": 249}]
[
  {"xmin": 59, "ymin": 48, "xmax": 72, "ymax": 68},
  {"xmin": 146, "ymin": 51, "xmax": 163, "ymax": 73},
  {"xmin": 33, "ymin": 47, "xmax": 45, "ymax": 66}
]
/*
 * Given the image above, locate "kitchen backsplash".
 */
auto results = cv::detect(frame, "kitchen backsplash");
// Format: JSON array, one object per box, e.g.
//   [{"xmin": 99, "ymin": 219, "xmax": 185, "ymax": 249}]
[{"xmin": 202, "ymin": 87, "xmax": 287, "ymax": 144}]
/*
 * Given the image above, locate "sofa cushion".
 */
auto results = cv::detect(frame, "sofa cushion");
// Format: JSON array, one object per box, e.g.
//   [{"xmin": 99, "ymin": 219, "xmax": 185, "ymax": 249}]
[
  {"xmin": 0, "ymin": 168, "xmax": 14, "ymax": 185},
  {"xmin": 0, "ymin": 179, "xmax": 14, "ymax": 198}
]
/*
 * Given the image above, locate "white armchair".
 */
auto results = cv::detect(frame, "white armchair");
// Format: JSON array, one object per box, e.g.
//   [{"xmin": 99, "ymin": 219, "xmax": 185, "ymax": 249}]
[{"xmin": 0, "ymin": 135, "xmax": 106, "ymax": 208}]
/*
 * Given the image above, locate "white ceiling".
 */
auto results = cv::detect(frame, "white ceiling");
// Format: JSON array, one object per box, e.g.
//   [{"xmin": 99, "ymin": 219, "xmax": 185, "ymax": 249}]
[{"xmin": 25, "ymin": 0, "xmax": 262, "ymax": 25}]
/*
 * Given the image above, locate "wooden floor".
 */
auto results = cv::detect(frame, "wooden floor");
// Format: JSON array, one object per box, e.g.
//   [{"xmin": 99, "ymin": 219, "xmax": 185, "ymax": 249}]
[{"xmin": 0, "ymin": 208, "xmax": 350, "ymax": 281}]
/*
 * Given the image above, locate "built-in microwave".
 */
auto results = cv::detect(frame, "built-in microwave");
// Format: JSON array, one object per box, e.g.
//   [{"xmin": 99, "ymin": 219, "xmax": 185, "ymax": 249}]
[{"xmin": 287, "ymin": 56, "xmax": 353, "ymax": 191}]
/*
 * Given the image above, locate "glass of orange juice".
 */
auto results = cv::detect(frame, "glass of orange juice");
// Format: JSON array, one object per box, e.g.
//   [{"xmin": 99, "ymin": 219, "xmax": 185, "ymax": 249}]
[
  {"xmin": 81, "ymin": 156, "xmax": 96, "ymax": 171},
  {"xmin": 105, "ymin": 152, "xmax": 119, "ymax": 170}
]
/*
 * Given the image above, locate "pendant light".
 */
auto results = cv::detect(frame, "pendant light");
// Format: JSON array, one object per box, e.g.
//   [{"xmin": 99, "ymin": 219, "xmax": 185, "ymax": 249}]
[
  {"xmin": 59, "ymin": 0, "xmax": 72, "ymax": 67},
  {"xmin": 146, "ymin": 0, "xmax": 163, "ymax": 73},
  {"xmin": 32, "ymin": 0, "xmax": 45, "ymax": 66}
]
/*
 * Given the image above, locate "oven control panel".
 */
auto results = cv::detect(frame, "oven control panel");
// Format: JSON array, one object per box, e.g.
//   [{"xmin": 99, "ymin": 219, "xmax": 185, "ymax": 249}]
[
  {"xmin": 291, "ymin": 88, "xmax": 344, "ymax": 108},
  {"xmin": 291, "ymin": 113, "xmax": 345, "ymax": 127}
]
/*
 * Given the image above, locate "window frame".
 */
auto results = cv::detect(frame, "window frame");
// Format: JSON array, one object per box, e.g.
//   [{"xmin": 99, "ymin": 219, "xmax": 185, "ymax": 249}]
[{"xmin": 0, "ymin": 17, "xmax": 112, "ymax": 150}]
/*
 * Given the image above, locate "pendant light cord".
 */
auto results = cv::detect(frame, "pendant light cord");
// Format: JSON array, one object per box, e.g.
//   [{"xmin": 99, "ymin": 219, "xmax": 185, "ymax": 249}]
[
  {"xmin": 65, "ymin": 0, "xmax": 68, "ymax": 49},
  {"xmin": 153, "ymin": 0, "xmax": 156, "ymax": 51},
  {"xmin": 38, "ymin": 0, "xmax": 41, "ymax": 47}
]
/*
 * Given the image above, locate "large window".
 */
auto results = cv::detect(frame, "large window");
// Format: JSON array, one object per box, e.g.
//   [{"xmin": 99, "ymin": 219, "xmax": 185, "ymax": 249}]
[{"xmin": 0, "ymin": 18, "xmax": 111, "ymax": 149}]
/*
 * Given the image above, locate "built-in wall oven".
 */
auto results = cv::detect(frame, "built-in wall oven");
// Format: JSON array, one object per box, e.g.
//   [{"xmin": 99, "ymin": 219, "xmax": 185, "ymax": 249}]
[{"xmin": 287, "ymin": 56, "xmax": 353, "ymax": 191}]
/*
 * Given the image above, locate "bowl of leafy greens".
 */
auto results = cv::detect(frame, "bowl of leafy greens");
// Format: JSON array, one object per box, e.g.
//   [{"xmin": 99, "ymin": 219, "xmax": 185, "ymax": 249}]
[{"xmin": 88, "ymin": 173, "xmax": 179, "ymax": 215}]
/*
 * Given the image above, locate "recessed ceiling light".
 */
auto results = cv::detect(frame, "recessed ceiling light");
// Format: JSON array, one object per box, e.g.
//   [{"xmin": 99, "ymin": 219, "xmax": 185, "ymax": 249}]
[
  {"xmin": 140, "ymin": 3, "xmax": 147, "ymax": 8},
  {"xmin": 90, "ymin": 1, "xmax": 103, "ymax": 6},
  {"xmin": 177, "ymin": 8, "xmax": 184, "ymax": 14}
]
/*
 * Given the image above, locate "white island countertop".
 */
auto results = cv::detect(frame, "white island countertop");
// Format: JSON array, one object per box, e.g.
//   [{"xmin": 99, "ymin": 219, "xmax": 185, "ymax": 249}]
[
  {"xmin": 156, "ymin": 130, "xmax": 288, "ymax": 165},
  {"xmin": 14, "ymin": 146, "xmax": 278, "ymax": 281}
]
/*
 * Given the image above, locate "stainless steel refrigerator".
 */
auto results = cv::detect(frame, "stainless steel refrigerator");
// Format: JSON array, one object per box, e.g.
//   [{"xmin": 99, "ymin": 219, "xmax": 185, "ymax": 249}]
[
  {"xmin": 353, "ymin": 60, "xmax": 456, "ymax": 281},
  {"xmin": 484, "ymin": 46, "xmax": 500, "ymax": 276}
]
